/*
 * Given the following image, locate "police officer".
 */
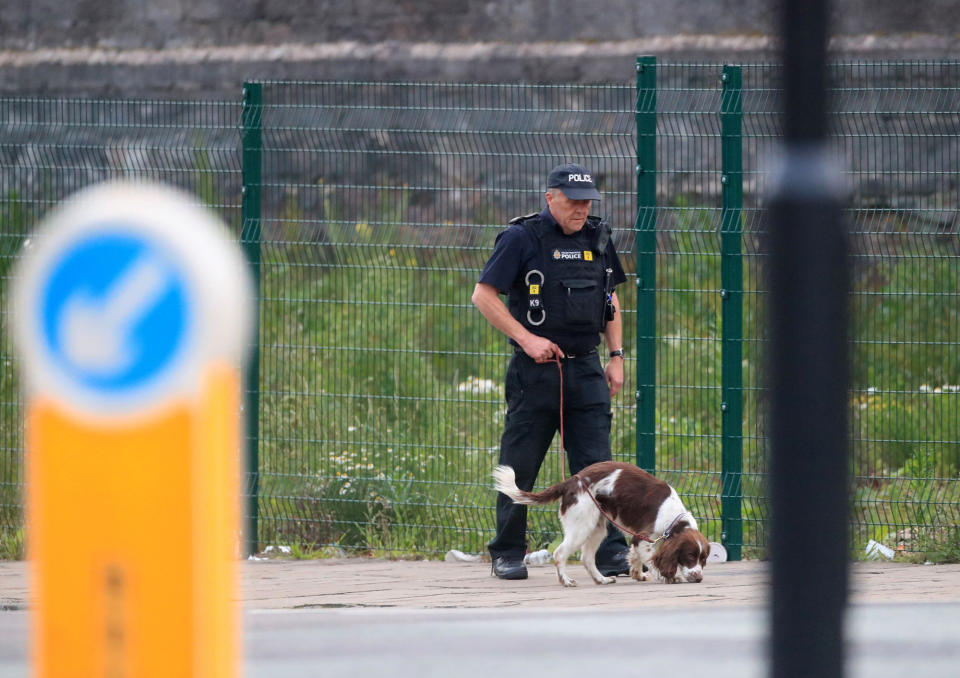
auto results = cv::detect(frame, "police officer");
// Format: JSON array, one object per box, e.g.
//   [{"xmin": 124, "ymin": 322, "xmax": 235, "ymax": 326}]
[{"xmin": 472, "ymin": 162, "xmax": 629, "ymax": 580}]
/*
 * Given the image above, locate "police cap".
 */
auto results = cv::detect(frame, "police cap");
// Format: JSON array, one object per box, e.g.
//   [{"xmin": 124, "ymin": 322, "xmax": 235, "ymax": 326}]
[{"xmin": 546, "ymin": 163, "xmax": 602, "ymax": 201}]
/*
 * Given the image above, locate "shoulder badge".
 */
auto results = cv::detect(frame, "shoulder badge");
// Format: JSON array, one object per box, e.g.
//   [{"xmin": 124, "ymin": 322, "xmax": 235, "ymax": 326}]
[{"xmin": 508, "ymin": 212, "xmax": 540, "ymax": 225}]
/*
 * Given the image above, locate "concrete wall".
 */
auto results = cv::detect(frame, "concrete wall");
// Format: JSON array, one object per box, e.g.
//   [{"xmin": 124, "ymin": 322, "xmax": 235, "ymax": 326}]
[
  {"xmin": 1, "ymin": 1, "xmax": 958, "ymax": 98},
  {"xmin": 2, "ymin": 0, "xmax": 957, "ymax": 50},
  {"xmin": 1, "ymin": 2, "xmax": 957, "ymax": 220}
]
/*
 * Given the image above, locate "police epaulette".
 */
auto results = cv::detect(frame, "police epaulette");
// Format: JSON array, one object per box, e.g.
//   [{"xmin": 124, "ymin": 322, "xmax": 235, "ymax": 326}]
[{"xmin": 508, "ymin": 212, "xmax": 539, "ymax": 225}]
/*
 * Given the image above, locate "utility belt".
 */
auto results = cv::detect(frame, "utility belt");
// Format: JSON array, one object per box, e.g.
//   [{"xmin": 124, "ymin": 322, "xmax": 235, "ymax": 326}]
[{"xmin": 514, "ymin": 347, "xmax": 597, "ymax": 360}]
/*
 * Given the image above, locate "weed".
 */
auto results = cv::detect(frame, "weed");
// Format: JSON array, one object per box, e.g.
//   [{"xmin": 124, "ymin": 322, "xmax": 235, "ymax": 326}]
[{"xmin": 0, "ymin": 528, "xmax": 24, "ymax": 560}]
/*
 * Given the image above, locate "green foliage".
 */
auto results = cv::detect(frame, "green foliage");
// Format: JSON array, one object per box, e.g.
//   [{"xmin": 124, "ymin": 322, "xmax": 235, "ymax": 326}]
[
  {"xmin": 254, "ymin": 208, "xmax": 504, "ymax": 555},
  {"xmin": 850, "ymin": 252, "xmax": 960, "ymax": 476},
  {"xmin": 209, "ymin": 193, "xmax": 960, "ymax": 558},
  {"xmin": 0, "ymin": 191, "xmax": 31, "ymax": 549},
  {"xmin": 909, "ymin": 531, "xmax": 960, "ymax": 564},
  {"xmin": 0, "ymin": 527, "xmax": 24, "ymax": 560},
  {"xmin": 0, "ymin": 190, "xmax": 34, "ymax": 281},
  {"xmin": 1, "ymin": 177, "xmax": 957, "ymax": 562}
]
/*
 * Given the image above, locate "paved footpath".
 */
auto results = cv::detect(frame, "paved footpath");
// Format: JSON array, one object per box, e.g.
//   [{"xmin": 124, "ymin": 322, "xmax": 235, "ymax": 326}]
[
  {"xmin": 5, "ymin": 557, "xmax": 960, "ymax": 610},
  {"xmin": 238, "ymin": 557, "xmax": 960, "ymax": 609},
  {"xmin": 2, "ymin": 559, "xmax": 960, "ymax": 678}
]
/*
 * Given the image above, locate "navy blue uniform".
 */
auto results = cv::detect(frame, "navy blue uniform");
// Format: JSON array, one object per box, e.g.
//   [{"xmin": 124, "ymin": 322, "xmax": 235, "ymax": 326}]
[{"xmin": 479, "ymin": 207, "xmax": 628, "ymax": 563}]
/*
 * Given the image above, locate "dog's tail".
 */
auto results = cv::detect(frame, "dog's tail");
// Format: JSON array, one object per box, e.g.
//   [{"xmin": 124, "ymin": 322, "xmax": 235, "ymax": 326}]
[{"xmin": 492, "ymin": 465, "xmax": 568, "ymax": 506}]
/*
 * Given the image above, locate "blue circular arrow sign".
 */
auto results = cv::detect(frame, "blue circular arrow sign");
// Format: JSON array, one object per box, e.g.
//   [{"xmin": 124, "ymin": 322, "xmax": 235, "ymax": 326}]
[{"xmin": 39, "ymin": 231, "xmax": 192, "ymax": 395}]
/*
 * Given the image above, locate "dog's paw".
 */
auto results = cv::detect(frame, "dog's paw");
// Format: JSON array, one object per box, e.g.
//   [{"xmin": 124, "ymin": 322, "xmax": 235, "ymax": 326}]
[
  {"xmin": 594, "ymin": 576, "xmax": 616, "ymax": 585},
  {"xmin": 559, "ymin": 575, "xmax": 578, "ymax": 587}
]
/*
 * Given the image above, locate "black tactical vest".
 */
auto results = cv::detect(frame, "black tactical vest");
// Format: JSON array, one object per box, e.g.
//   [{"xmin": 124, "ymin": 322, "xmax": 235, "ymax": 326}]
[{"xmin": 507, "ymin": 214, "xmax": 612, "ymax": 339}]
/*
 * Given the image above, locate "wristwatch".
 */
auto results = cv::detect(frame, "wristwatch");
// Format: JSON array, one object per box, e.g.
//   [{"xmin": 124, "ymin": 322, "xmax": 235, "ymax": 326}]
[{"xmin": 609, "ymin": 349, "xmax": 625, "ymax": 359}]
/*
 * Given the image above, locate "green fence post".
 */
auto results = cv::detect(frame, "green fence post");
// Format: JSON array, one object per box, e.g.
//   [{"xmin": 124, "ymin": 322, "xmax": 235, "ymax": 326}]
[
  {"xmin": 241, "ymin": 82, "xmax": 262, "ymax": 557},
  {"xmin": 635, "ymin": 56, "xmax": 658, "ymax": 474},
  {"xmin": 720, "ymin": 65, "xmax": 743, "ymax": 560}
]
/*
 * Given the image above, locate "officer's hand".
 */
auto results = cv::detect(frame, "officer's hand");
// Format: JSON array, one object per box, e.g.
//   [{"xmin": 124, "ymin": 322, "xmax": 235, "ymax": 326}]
[
  {"xmin": 605, "ymin": 357, "xmax": 624, "ymax": 396},
  {"xmin": 520, "ymin": 335, "xmax": 564, "ymax": 363}
]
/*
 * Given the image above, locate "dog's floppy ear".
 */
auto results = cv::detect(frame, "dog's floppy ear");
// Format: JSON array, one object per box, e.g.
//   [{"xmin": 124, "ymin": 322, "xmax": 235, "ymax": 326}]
[
  {"xmin": 652, "ymin": 539, "xmax": 680, "ymax": 581},
  {"xmin": 700, "ymin": 535, "xmax": 712, "ymax": 562}
]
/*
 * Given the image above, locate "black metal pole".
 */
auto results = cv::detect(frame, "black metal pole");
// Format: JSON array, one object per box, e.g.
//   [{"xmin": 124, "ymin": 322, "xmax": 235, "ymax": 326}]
[{"xmin": 768, "ymin": 0, "xmax": 849, "ymax": 677}]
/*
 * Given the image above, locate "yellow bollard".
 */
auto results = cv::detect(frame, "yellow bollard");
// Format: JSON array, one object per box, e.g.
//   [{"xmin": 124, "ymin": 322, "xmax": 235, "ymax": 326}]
[{"xmin": 11, "ymin": 181, "xmax": 252, "ymax": 678}]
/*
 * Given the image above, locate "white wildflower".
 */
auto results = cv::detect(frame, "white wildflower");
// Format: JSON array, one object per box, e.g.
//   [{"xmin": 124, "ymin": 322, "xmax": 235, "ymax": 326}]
[{"xmin": 457, "ymin": 376, "xmax": 499, "ymax": 394}]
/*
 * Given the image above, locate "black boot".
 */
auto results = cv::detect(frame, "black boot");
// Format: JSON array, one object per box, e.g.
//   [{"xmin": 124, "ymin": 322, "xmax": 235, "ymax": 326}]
[
  {"xmin": 491, "ymin": 556, "xmax": 528, "ymax": 580},
  {"xmin": 597, "ymin": 549, "xmax": 630, "ymax": 577}
]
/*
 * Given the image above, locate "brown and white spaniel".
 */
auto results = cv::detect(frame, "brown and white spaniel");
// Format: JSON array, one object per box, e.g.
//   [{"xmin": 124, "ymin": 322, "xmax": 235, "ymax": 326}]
[{"xmin": 493, "ymin": 461, "xmax": 710, "ymax": 587}]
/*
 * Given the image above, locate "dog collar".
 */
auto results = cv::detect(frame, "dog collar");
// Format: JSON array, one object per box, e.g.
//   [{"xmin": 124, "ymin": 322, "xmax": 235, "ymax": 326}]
[{"xmin": 662, "ymin": 512, "xmax": 690, "ymax": 540}]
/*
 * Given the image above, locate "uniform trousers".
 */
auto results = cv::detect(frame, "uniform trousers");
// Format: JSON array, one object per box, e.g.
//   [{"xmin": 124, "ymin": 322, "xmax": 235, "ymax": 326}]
[{"xmin": 488, "ymin": 350, "xmax": 628, "ymax": 562}]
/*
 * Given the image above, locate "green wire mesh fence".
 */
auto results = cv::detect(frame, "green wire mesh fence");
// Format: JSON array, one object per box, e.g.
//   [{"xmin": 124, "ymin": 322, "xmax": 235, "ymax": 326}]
[
  {"xmin": 245, "ymin": 82, "xmax": 639, "ymax": 555},
  {"xmin": 1, "ymin": 61, "xmax": 958, "ymax": 561},
  {"xmin": 651, "ymin": 61, "xmax": 960, "ymax": 558},
  {"xmin": 0, "ymin": 98, "xmax": 243, "ymax": 557},
  {"xmin": 838, "ymin": 63, "xmax": 960, "ymax": 557}
]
